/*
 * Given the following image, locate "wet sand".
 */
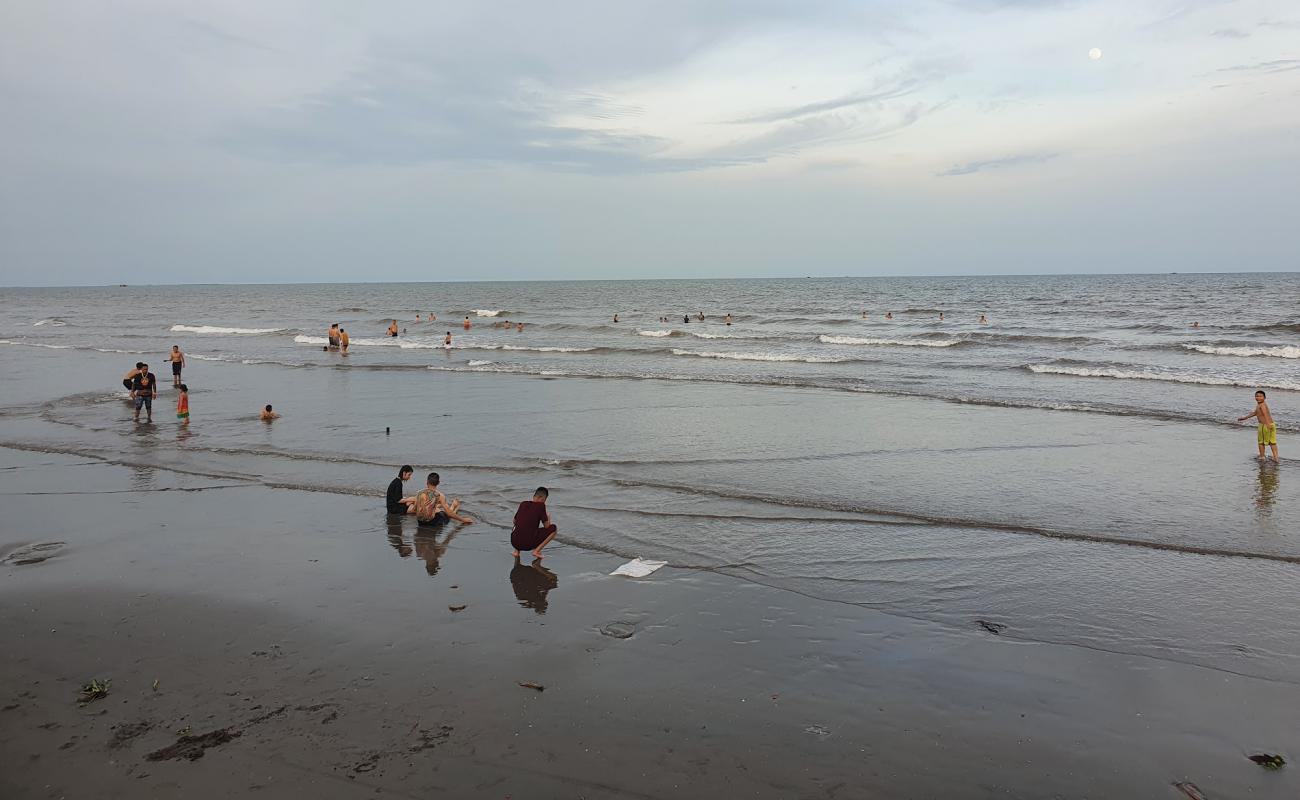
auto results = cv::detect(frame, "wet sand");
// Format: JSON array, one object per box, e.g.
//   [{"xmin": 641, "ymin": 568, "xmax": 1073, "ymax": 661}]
[{"xmin": 3, "ymin": 447, "xmax": 1298, "ymax": 799}]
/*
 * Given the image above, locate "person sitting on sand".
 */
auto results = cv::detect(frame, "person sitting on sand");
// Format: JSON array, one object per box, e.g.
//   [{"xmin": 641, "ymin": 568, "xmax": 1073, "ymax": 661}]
[
  {"xmin": 511, "ymin": 487, "xmax": 558, "ymax": 559},
  {"xmin": 130, "ymin": 363, "xmax": 157, "ymax": 423},
  {"xmin": 260, "ymin": 404, "xmax": 280, "ymax": 421},
  {"xmin": 387, "ymin": 465, "xmax": 415, "ymax": 515},
  {"xmin": 167, "ymin": 345, "xmax": 185, "ymax": 387},
  {"xmin": 387, "ymin": 320, "xmax": 399, "ymax": 338},
  {"xmin": 412, "ymin": 472, "xmax": 473, "ymax": 526},
  {"xmin": 1239, "ymin": 390, "xmax": 1279, "ymax": 462}
]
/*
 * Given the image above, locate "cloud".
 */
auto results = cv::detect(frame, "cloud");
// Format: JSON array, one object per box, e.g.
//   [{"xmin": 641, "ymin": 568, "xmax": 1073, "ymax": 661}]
[
  {"xmin": 1217, "ymin": 59, "xmax": 1300, "ymax": 74},
  {"xmin": 1210, "ymin": 28, "xmax": 1250, "ymax": 38},
  {"xmin": 939, "ymin": 152, "xmax": 1060, "ymax": 177}
]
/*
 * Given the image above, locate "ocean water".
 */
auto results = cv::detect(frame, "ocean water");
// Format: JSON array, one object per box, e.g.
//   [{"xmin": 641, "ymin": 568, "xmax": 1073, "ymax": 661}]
[{"xmin": 2, "ymin": 274, "xmax": 1298, "ymax": 680}]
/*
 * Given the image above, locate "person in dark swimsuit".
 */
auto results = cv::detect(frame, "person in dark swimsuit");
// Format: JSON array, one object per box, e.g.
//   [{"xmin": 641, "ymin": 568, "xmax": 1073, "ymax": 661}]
[
  {"xmin": 511, "ymin": 487, "xmax": 557, "ymax": 558},
  {"xmin": 130, "ymin": 364, "xmax": 157, "ymax": 422},
  {"xmin": 387, "ymin": 465, "xmax": 415, "ymax": 515},
  {"xmin": 123, "ymin": 362, "xmax": 144, "ymax": 391}
]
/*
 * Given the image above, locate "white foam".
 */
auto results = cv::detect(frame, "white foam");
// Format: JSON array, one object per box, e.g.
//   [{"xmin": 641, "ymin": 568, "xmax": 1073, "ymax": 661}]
[
  {"xmin": 818, "ymin": 335, "xmax": 960, "ymax": 347},
  {"xmin": 671, "ymin": 349, "xmax": 847, "ymax": 363},
  {"xmin": 473, "ymin": 309, "xmax": 503, "ymax": 317},
  {"xmin": 1027, "ymin": 363, "xmax": 1300, "ymax": 391},
  {"xmin": 33, "ymin": 319, "xmax": 66, "ymax": 327},
  {"xmin": 690, "ymin": 331, "xmax": 773, "ymax": 339},
  {"xmin": 172, "ymin": 325, "xmax": 283, "ymax": 335},
  {"xmin": 467, "ymin": 360, "xmax": 494, "ymax": 366},
  {"xmin": 1184, "ymin": 344, "xmax": 1300, "ymax": 359},
  {"xmin": 477, "ymin": 344, "xmax": 596, "ymax": 353},
  {"xmin": 638, "ymin": 330, "xmax": 675, "ymax": 337},
  {"xmin": 294, "ymin": 334, "xmax": 446, "ymax": 350}
]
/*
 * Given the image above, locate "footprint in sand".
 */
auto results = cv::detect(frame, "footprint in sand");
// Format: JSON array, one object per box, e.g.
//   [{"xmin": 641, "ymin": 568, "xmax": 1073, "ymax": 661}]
[{"xmin": 2, "ymin": 541, "xmax": 66, "ymax": 566}]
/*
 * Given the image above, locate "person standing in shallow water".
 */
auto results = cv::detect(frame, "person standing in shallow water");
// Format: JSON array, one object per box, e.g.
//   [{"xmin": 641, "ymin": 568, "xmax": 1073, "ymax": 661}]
[
  {"xmin": 131, "ymin": 363, "xmax": 157, "ymax": 423},
  {"xmin": 167, "ymin": 345, "xmax": 185, "ymax": 387},
  {"xmin": 511, "ymin": 487, "xmax": 558, "ymax": 559},
  {"xmin": 1239, "ymin": 390, "xmax": 1279, "ymax": 462}
]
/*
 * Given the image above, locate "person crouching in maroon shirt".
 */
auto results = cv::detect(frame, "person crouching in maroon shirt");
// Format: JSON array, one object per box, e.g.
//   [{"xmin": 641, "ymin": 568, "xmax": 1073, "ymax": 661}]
[{"xmin": 511, "ymin": 487, "xmax": 558, "ymax": 559}]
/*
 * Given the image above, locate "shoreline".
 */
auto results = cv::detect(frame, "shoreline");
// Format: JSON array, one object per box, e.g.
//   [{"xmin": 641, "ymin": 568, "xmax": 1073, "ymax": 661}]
[{"xmin": 3, "ymin": 448, "xmax": 1299, "ymax": 798}]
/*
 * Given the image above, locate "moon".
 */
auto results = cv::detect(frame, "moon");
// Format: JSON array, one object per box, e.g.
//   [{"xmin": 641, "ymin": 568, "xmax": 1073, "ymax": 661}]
[{"xmin": 1089, "ymin": 47, "xmax": 1103, "ymax": 60}]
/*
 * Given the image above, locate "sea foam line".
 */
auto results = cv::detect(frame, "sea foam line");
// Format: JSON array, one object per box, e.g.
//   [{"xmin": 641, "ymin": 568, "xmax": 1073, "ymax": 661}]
[
  {"xmin": 1183, "ymin": 344, "xmax": 1300, "ymax": 359},
  {"xmin": 172, "ymin": 325, "xmax": 285, "ymax": 335},
  {"xmin": 671, "ymin": 349, "xmax": 848, "ymax": 363},
  {"xmin": 818, "ymin": 335, "xmax": 960, "ymax": 347},
  {"xmin": 1026, "ymin": 363, "xmax": 1300, "ymax": 391}
]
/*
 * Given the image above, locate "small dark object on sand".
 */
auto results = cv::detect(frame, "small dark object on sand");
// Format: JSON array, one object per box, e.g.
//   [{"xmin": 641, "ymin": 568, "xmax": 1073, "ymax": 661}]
[
  {"xmin": 449, "ymin": 604, "xmax": 467, "ymax": 612},
  {"xmin": 518, "ymin": 682, "xmax": 544, "ymax": 692},
  {"xmin": 976, "ymin": 619, "xmax": 1007, "ymax": 635},
  {"xmin": 146, "ymin": 728, "xmax": 241, "ymax": 761},
  {"xmin": 1173, "ymin": 781, "xmax": 1208, "ymax": 800},
  {"xmin": 1248, "ymin": 753, "xmax": 1286, "ymax": 770},
  {"xmin": 78, "ymin": 678, "xmax": 111, "ymax": 703}
]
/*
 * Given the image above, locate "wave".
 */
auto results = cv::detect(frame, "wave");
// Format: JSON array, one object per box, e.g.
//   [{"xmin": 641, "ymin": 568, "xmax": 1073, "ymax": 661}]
[
  {"xmin": 638, "ymin": 330, "xmax": 679, "ymax": 337},
  {"xmin": 0, "ymin": 339, "xmax": 148, "ymax": 356},
  {"xmin": 690, "ymin": 331, "xmax": 779, "ymax": 340},
  {"xmin": 171, "ymin": 325, "xmax": 285, "ymax": 335},
  {"xmin": 467, "ymin": 360, "xmax": 494, "ymax": 367},
  {"xmin": 1184, "ymin": 344, "xmax": 1300, "ymax": 360},
  {"xmin": 335, "ymin": 307, "xmax": 367, "ymax": 312},
  {"xmin": 968, "ymin": 332, "xmax": 1099, "ymax": 345},
  {"xmin": 33, "ymin": 319, "xmax": 66, "ymax": 327},
  {"xmin": 671, "ymin": 349, "xmax": 849, "ymax": 364},
  {"xmin": 473, "ymin": 309, "xmax": 506, "ymax": 317},
  {"xmin": 1025, "ymin": 362, "xmax": 1300, "ymax": 391},
  {"xmin": 0, "ymin": 339, "xmax": 72, "ymax": 350},
  {"xmin": 818, "ymin": 335, "xmax": 961, "ymax": 348},
  {"xmin": 476, "ymin": 344, "xmax": 597, "ymax": 353}
]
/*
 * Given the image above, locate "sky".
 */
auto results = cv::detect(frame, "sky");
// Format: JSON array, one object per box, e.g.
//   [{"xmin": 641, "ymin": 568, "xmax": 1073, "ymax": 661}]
[{"xmin": 1, "ymin": 0, "xmax": 1298, "ymax": 286}]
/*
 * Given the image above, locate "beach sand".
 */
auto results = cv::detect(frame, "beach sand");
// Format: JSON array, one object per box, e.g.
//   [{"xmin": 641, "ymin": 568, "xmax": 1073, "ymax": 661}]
[{"xmin": 3, "ymin": 446, "xmax": 1298, "ymax": 799}]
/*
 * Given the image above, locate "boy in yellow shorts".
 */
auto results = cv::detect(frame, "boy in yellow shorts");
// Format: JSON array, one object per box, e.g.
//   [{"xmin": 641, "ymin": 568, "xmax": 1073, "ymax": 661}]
[{"xmin": 1238, "ymin": 390, "xmax": 1279, "ymax": 462}]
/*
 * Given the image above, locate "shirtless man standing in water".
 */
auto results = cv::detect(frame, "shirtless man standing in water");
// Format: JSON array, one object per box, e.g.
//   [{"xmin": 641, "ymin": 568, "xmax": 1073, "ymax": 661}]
[{"xmin": 167, "ymin": 345, "xmax": 185, "ymax": 387}]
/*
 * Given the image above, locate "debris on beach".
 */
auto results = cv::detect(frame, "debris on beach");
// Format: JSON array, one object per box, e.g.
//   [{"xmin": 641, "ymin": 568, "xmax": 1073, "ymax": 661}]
[
  {"xmin": 599, "ymin": 621, "xmax": 636, "ymax": 639},
  {"xmin": 146, "ymin": 728, "xmax": 240, "ymax": 762},
  {"xmin": 78, "ymin": 678, "xmax": 111, "ymax": 704},
  {"xmin": 610, "ymin": 557, "xmax": 667, "ymax": 578},
  {"xmin": 151, "ymin": 678, "xmax": 159, "ymax": 691},
  {"xmin": 1172, "ymin": 782, "xmax": 1207, "ymax": 800},
  {"xmin": 1248, "ymin": 753, "xmax": 1286, "ymax": 770},
  {"xmin": 518, "ymin": 682, "xmax": 545, "ymax": 692},
  {"xmin": 976, "ymin": 619, "xmax": 1007, "ymax": 635},
  {"xmin": 449, "ymin": 604, "xmax": 467, "ymax": 612}
]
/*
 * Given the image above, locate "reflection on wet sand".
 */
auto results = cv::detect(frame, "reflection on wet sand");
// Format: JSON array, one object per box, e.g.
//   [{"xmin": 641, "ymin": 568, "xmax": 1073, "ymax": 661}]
[
  {"xmin": 414, "ymin": 524, "xmax": 459, "ymax": 577},
  {"xmin": 386, "ymin": 517, "xmax": 412, "ymax": 558},
  {"xmin": 510, "ymin": 558, "xmax": 558, "ymax": 614},
  {"xmin": 1255, "ymin": 463, "xmax": 1279, "ymax": 516}
]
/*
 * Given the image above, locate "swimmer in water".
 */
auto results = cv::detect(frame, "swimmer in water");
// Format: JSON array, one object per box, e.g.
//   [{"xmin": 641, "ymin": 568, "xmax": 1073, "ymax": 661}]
[
  {"xmin": 978, "ymin": 314, "xmax": 987, "ymax": 324},
  {"xmin": 340, "ymin": 328, "xmax": 350, "ymax": 352},
  {"xmin": 260, "ymin": 404, "xmax": 280, "ymax": 421},
  {"xmin": 387, "ymin": 320, "xmax": 399, "ymax": 337},
  {"xmin": 463, "ymin": 316, "xmax": 471, "ymax": 330},
  {"xmin": 885, "ymin": 312, "xmax": 893, "ymax": 320},
  {"xmin": 444, "ymin": 331, "xmax": 452, "ymax": 348},
  {"xmin": 516, "ymin": 322, "xmax": 524, "ymax": 332},
  {"xmin": 613, "ymin": 313, "xmax": 619, "ymax": 323}
]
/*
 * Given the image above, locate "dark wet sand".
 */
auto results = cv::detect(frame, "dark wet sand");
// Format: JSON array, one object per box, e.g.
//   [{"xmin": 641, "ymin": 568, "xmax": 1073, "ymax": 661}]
[{"xmin": 2, "ymin": 448, "xmax": 1297, "ymax": 799}]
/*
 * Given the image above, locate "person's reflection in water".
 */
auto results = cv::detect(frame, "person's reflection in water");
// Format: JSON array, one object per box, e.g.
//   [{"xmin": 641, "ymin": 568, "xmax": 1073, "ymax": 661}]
[
  {"xmin": 1254, "ymin": 463, "xmax": 1279, "ymax": 516},
  {"xmin": 510, "ymin": 557, "xmax": 559, "ymax": 614},
  {"xmin": 414, "ymin": 523, "xmax": 459, "ymax": 577},
  {"xmin": 386, "ymin": 517, "xmax": 412, "ymax": 558}
]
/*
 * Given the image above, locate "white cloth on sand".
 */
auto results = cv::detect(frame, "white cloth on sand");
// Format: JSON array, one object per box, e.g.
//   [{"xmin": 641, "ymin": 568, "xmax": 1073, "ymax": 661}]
[{"xmin": 610, "ymin": 558, "xmax": 667, "ymax": 578}]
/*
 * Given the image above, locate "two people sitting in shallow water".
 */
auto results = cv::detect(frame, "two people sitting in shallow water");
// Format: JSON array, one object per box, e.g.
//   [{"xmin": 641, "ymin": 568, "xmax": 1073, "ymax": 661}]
[{"xmin": 387, "ymin": 467, "xmax": 558, "ymax": 558}]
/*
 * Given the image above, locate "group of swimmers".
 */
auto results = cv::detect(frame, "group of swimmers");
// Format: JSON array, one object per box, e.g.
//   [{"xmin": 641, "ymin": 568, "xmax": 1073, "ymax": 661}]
[
  {"xmin": 386, "ymin": 466, "xmax": 559, "ymax": 559},
  {"xmin": 121, "ymin": 351, "xmax": 278, "ymax": 424}
]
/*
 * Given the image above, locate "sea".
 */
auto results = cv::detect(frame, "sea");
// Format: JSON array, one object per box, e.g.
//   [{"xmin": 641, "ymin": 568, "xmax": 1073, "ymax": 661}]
[{"xmin": 2, "ymin": 274, "xmax": 1298, "ymax": 680}]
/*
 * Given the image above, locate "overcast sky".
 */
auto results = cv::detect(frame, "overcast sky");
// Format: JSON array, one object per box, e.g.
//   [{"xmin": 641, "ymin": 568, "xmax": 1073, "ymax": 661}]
[{"xmin": 2, "ymin": 0, "xmax": 1298, "ymax": 285}]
